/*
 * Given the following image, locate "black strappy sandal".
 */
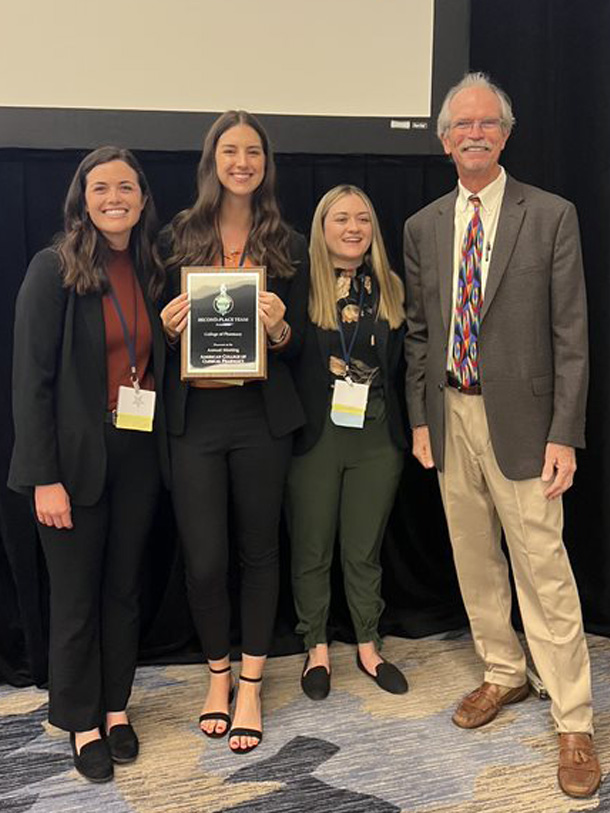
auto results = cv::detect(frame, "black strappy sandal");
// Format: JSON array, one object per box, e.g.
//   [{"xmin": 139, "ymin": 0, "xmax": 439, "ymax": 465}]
[
  {"xmin": 198, "ymin": 663, "xmax": 235, "ymax": 739},
  {"xmin": 228, "ymin": 674, "xmax": 263, "ymax": 754}
]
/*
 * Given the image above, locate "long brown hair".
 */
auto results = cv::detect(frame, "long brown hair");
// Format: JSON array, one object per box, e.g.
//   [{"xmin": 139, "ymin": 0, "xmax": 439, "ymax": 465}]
[
  {"xmin": 55, "ymin": 146, "xmax": 165, "ymax": 299},
  {"xmin": 166, "ymin": 110, "xmax": 293, "ymax": 278},
  {"xmin": 309, "ymin": 185, "xmax": 405, "ymax": 330}
]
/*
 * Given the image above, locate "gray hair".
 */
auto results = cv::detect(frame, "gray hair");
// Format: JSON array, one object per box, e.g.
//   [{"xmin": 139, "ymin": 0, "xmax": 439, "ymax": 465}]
[{"xmin": 436, "ymin": 72, "xmax": 516, "ymax": 140}]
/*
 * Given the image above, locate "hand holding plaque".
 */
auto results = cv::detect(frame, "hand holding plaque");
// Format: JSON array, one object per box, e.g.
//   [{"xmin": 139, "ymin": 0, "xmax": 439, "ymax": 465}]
[
  {"xmin": 161, "ymin": 292, "xmax": 189, "ymax": 342},
  {"xmin": 258, "ymin": 290, "xmax": 287, "ymax": 340},
  {"xmin": 180, "ymin": 266, "xmax": 267, "ymax": 380}
]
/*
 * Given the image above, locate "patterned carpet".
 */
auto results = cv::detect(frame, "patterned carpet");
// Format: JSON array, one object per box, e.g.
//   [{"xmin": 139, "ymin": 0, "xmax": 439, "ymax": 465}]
[{"xmin": 2, "ymin": 634, "xmax": 610, "ymax": 813}]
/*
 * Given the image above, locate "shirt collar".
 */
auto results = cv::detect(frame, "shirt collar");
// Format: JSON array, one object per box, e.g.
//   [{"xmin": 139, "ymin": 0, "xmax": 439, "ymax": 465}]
[
  {"xmin": 334, "ymin": 262, "xmax": 369, "ymax": 278},
  {"xmin": 457, "ymin": 166, "xmax": 507, "ymax": 214}
]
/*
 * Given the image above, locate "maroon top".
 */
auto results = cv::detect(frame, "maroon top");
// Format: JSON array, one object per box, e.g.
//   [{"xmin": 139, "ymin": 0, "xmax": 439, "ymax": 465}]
[{"xmin": 102, "ymin": 250, "xmax": 154, "ymax": 410}]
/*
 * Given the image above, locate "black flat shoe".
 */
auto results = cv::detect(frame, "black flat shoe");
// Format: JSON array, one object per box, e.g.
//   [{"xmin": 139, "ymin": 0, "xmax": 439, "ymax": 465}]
[
  {"xmin": 301, "ymin": 656, "xmax": 331, "ymax": 701},
  {"xmin": 106, "ymin": 723, "xmax": 139, "ymax": 764},
  {"xmin": 356, "ymin": 653, "xmax": 408, "ymax": 694},
  {"xmin": 70, "ymin": 733, "xmax": 114, "ymax": 783}
]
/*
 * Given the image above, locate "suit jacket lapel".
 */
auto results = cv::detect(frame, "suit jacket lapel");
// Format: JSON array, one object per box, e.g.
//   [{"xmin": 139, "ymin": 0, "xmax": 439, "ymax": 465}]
[
  {"xmin": 435, "ymin": 190, "xmax": 457, "ymax": 334},
  {"xmin": 80, "ymin": 293, "xmax": 107, "ymax": 393},
  {"xmin": 316, "ymin": 325, "xmax": 333, "ymax": 372},
  {"xmin": 135, "ymin": 265, "xmax": 165, "ymax": 387},
  {"xmin": 374, "ymin": 318, "xmax": 390, "ymax": 376},
  {"xmin": 481, "ymin": 175, "xmax": 526, "ymax": 321}
]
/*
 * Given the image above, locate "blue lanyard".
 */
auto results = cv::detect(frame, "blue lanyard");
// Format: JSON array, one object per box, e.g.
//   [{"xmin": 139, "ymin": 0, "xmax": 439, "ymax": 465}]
[
  {"xmin": 108, "ymin": 274, "xmax": 140, "ymax": 390},
  {"xmin": 336, "ymin": 280, "xmax": 365, "ymax": 376}
]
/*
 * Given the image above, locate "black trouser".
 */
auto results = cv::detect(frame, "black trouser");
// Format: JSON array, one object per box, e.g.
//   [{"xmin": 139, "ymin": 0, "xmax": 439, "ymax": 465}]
[
  {"xmin": 170, "ymin": 386, "xmax": 292, "ymax": 660},
  {"xmin": 37, "ymin": 424, "xmax": 160, "ymax": 732}
]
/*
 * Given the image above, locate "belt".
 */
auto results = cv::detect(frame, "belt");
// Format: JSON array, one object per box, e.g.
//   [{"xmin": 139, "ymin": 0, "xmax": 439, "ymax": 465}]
[{"xmin": 446, "ymin": 373, "xmax": 482, "ymax": 396}]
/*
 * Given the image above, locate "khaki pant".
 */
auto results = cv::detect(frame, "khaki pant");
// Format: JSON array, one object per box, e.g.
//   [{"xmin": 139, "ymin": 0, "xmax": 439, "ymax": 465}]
[{"xmin": 438, "ymin": 387, "xmax": 593, "ymax": 733}]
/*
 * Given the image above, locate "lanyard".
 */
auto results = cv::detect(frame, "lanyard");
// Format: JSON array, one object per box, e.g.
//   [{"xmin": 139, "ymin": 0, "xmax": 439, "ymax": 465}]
[
  {"xmin": 336, "ymin": 280, "xmax": 365, "ymax": 379},
  {"xmin": 108, "ymin": 273, "xmax": 140, "ymax": 391}
]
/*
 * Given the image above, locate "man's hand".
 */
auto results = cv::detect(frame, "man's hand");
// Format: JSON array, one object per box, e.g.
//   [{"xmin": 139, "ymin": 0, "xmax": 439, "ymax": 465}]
[
  {"xmin": 541, "ymin": 442, "xmax": 576, "ymax": 499},
  {"xmin": 412, "ymin": 425, "xmax": 435, "ymax": 469},
  {"xmin": 34, "ymin": 483, "xmax": 73, "ymax": 529}
]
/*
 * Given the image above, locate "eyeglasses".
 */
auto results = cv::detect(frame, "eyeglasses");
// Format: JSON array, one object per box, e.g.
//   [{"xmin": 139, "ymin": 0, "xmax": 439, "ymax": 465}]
[{"xmin": 451, "ymin": 118, "xmax": 502, "ymax": 132}]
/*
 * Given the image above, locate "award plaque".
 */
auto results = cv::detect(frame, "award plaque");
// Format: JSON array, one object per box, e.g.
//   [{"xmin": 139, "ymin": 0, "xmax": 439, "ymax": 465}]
[{"xmin": 181, "ymin": 266, "xmax": 267, "ymax": 381}]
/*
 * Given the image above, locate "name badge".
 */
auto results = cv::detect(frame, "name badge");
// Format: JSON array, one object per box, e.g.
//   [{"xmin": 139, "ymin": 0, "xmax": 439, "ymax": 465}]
[
  {"xmin": 330, "ymin": 379, "xmax": 369, "ymax": 429},
  {"xmin": 114, "ymin": 386, "xmax": 156, "ymax": 432}
]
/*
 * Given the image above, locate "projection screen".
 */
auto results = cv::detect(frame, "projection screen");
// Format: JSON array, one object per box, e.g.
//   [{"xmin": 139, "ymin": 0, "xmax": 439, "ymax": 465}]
[{"xmin": 0, "ymin": 0, "xmax": 469, "ymax": 154}]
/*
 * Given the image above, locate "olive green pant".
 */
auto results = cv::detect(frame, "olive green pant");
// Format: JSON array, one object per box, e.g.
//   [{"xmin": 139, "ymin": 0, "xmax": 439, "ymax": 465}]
[{"xmin": 287, "ymin": 413, "xmax": 403, "ymax": 650}]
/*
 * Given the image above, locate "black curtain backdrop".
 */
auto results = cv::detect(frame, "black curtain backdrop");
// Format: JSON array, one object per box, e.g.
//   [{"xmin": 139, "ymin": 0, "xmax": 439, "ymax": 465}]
[{"xmin": 1, "ymin": 0, "xmax": 609, "ymax": 687}]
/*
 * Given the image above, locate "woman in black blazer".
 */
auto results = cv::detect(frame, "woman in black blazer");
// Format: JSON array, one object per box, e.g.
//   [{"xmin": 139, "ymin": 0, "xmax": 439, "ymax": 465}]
[
  {"xmin": 160, "ymin": 110, "xmax": 308, "ymax": 754},
  {"xmin": 287, "ymin": 185, "xmax": 408, "ymax": 700},
  {"xmin": 9, "ymin": 147, "xmax": 167, "ymax": 782}
]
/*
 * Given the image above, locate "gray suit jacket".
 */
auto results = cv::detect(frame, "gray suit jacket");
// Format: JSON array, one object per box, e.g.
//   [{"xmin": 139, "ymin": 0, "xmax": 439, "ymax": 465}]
[{"xmin": 403, "ymin": 174, "xmax": 588, "ymax": 480}]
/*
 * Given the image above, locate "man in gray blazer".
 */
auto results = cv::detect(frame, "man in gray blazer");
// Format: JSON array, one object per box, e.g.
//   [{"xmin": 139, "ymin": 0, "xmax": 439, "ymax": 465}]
[{"xmin": 404, "ymin": 72, "xmax": 600, "ymax": 798}]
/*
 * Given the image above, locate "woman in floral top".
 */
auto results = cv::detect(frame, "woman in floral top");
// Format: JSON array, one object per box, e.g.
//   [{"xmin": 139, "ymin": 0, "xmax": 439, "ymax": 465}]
[{"xmin": 287, "ymin": 185, "xmax": 408, "ymax": 699}]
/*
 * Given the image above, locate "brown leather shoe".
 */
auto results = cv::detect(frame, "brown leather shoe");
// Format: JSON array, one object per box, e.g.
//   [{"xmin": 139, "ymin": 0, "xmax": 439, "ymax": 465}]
[
  {"xmin": 452, "ymin": 681, "xmax": 530, "ymax": 729},
  {"xmin": 558, "ymin": 733, "xmax": 601, "ymax": 798}
]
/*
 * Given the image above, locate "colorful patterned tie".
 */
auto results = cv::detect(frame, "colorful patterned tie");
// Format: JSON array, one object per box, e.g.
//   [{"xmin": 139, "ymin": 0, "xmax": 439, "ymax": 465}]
[{"xmin": 450, "ymin": 196, "xmax": 484, "ymax": 387}]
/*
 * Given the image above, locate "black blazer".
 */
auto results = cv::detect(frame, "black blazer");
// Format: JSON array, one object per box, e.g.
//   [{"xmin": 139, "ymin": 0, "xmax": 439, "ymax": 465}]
[
  {"xmin": 8, "ymin": 248, "xmax": 169, "ymax": 505},
  {"xmin": 291, "ymin": 315, "xmax": 409, "ymax": 456},
  {"xmin": 163, "ymin": 230, "xmax": 309, "ymax": 439}
]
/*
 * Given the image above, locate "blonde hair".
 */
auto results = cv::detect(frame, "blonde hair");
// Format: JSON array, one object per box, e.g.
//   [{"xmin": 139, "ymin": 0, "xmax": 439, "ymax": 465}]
[{"xmin": 309, "ymin": 185, "xmax": 405, "ymax": 330}]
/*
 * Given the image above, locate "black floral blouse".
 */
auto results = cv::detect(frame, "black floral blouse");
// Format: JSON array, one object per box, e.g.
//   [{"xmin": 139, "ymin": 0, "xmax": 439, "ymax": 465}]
[{"xmin": 329, "ymin": 265, "xmax": 381, "ymax": 390}]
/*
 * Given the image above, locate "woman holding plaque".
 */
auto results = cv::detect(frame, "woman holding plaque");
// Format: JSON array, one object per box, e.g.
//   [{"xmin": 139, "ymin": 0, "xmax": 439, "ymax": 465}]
[
  {"xmin": 160, "ymin": 110, "xmax": 308, "ymax": 754},
  {"xmin": 287, "ymin": 185, "xmax": 408, "ymax": 700},
  {"xmin": 9, "ymin": 147, "xmax": 167, "ymax": 782}
]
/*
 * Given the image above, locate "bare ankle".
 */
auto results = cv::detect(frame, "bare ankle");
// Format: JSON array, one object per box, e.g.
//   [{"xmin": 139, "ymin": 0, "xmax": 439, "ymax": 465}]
[
  {"xmin": 308, "ymin": 644, "xmax": 330, "ymax": 670},
  {"xmin": 73, "ymin": 728, "xmax": 101, "ymax": 754}
]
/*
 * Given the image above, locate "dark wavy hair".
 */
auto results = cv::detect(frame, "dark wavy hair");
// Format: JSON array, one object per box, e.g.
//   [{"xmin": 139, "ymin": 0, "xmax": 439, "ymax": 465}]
[
  {"xmin": 166, "ymin": 110, "xmax": 293, "ymax": 279},
  {"xmin": 55, "ymin": 146, "xmax": 165, "ymax": 299}
]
